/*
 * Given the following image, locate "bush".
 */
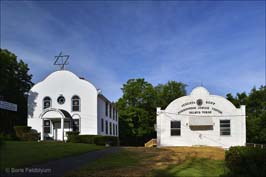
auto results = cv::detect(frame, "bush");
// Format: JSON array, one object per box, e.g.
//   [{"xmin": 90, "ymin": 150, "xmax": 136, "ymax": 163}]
[
  {"xmin": 14, "ymin": 126, "xmax": 31, "ymax": 140},
  {"xmin": 66, "ymin": 132, "xmax": 119, "ymax": 146},
  {"xmin": 23, "ymin": 132, "xmax": 40, "ymax": 141},
  {"xmin": 224, "ymin": 146, "xmax": 266, "ymax": 177},
  {"xmin": 66, "ymin": 132, "xmax": 80, "ymax": 143},
  {"xmin": 79, "ymin": 135, "xmax": 97, "ymax": 144},
  {"xmin": 13, "ymin": 126, "xmax": 39, "ymax": 141},
  {"xmin": 94, "ymin": 136, "xmax": 118, "ymax": 146},
  {"xmin": 0, "ymin": 133, "xmax": 16, "ymax": 141}
]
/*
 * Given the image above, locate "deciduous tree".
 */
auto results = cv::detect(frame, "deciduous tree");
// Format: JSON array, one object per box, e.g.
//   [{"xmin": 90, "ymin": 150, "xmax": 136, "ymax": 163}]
[{"xmin": 0, "ymin": 49, "xmax": 33, "ymax": 135}]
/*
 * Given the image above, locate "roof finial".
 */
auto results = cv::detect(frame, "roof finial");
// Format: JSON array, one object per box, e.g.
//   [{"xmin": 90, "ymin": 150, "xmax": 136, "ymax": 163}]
[{"xmin": 54, "ymin": 52, "xmax": 69, "ymax": 70}]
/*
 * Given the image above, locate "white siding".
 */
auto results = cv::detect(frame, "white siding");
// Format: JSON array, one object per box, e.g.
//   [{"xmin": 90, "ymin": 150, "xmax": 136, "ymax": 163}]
[
  {"xmin": 27, "ymin": 70, "xmax": 118, "ymax": 140},
  {"xmin": 156, "ymin": 87, "xmax": 246, "ymax": 149}
]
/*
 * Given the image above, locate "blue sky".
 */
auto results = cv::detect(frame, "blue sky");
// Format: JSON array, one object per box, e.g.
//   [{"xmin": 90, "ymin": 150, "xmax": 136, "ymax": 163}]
[{"xmin": 1, "ymin": 1, "xmax": 265, "ymax": 101}]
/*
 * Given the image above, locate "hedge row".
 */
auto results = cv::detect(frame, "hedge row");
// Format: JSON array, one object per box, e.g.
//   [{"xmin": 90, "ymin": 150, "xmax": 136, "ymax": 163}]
[
  {"xmin": 223, "ymin": 146, "xmax": 266, "ymax": 177},
  {"xmin": 14, "ymin": 126, "xmax": 40, "ymax": 141},
  {"xmin": 66, "ymin": 132, "xmax": 119, "ymax": 146}
]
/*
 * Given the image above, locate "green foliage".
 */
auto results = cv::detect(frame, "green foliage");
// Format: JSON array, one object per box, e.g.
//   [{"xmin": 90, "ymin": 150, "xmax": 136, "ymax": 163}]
[
  {"xmin": 0, "ymin": 49, "xmax": 33, "ymax": 135},
  {"xmin": 224, "ymin": 146, "xmax": 266, "ymax": 177},
  {"xmin": 117, "ymin": 79, "xmax": 186, "ymax": 145},
  {"xmin": 66, "ymin": 132, "xmax": 118, "ymax": 146},
  {"xmin": 155, "ymin": 81, "xmax": 186, "ymax": 109},
  {"xmin": 14, "ymin": 126, "xmax": 39, "ymax": 141},
  {"xmin": 0, "ymin": 133, "xmax": 16, "ymax": 141},
  {"xmin": 226, "ymin": 86, "xmax": 266, "ymax": 143},
  {"xmin": 66, "ymin": 132, "xmax": 80, "ymax": 143},
  {"xmin": 14, "ymin": 126, "xmax": 31, "ymax": 139},
  {"xmin": 22, "ymin": 131, "xmax": 40, "ymax": 141},
  {"xmin": 93, "ymin": 136, "xmax": 118, "ymax": 146}
]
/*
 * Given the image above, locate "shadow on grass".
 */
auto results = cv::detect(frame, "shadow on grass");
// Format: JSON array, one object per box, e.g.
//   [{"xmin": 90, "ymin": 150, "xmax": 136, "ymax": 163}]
[{"xmin": 151, "ymin": 158, "xmax": 227, "ymax": 177}]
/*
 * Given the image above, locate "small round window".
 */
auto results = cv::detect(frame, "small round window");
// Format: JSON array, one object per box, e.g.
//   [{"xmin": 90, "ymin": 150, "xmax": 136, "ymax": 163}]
[
  {"xmin": 57, "ymin": 95, "xmax": 65, "ymax": 104},
  {"xmin": 196, "ymin": 99, "xmax": 203, "ymax": 106}
]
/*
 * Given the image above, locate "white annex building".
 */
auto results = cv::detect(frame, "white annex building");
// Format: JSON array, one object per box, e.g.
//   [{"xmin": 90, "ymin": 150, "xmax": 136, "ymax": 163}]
[
  {"xmin": 156, "ymin": 86, "xmax": 246, "ymax": 148},
  {"xmin": 27, "ymin": 70, "xmax": 119, "ymax": 141}
]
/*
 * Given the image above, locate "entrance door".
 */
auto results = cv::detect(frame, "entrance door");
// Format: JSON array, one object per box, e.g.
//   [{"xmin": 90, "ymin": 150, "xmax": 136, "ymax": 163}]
[
  {"xmin": 54, "ymin": 128, "xmax": 57, "ymax": 140},
  {"xmin": 53, "ymin": 122, "xmax": 61, "ymax": 141}
]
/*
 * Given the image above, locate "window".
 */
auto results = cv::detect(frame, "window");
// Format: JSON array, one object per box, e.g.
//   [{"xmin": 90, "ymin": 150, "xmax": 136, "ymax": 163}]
[
  {"xmin": 57, "ymin": 95, "xmax": 65, "ymax": 104},
  {"xmin": 116, "ymin": 111, "xmax": 118, "ymax": 121},
  {"xmin": 109, "ymin": 122, "xmax": 112, "ymax": 135},
  {"xmin": 72, "ymin": 95, "xmax": 80, "ymax": 112},
  {"xmin": 109, "ymin": 105, "xmax": 112, "ymax": 118},
  {"xmin": 105, "ymin": 120, "xmax": 108, "ymax": 134},
  {"xmin": 43, "ymin": 97, "xmax": 51, "ymax": 109},
  {"xmin": 101, "ymin": 118, "xmax": 104, "ymax": 132},
  {"xmin": 113, "ymin": 108, "xmax": 115, "ymax": 120},
  {"xmin": 171, "ymin": 121, "xmax": 181, "ymax": 136},
  {"xmin": 113, "ymin": 123, "xmax": 115, "ymax": 135},
  {"xmin": 220, "ymin": 120, "xmax": 231, "ymax": 136},
  {"xmin": 105, "ymin": 102, "xmax": 108, "ymax": 117},
  {"xmin": 115, "ymin": 125, "xmax": 118, "ymax": 136},
  {"xmin": 44, "ymin": 120, "xmax": 50, "ymax": 133},
  {"xmin": 73, "ymin": 119, "xmax": 80, "ymax": 132}
]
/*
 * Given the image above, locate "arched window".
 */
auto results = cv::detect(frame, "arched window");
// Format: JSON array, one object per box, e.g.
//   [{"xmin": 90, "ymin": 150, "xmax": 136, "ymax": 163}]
[
  {"xmin": 72, "ymin": 95, "xmax": 80, "ymax": 112},
  {"xmin": 43, "ymin": 97, "xmax": 51, "ymax": 109}
]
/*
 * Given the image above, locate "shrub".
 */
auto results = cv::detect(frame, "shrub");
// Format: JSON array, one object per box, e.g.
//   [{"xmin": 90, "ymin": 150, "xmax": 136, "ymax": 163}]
[
  {"xmin": 13, "ymin": 126, "xmax": 39, "ymax": 141},
  {"xmin": 66, "ymin": 132, "xmax": 119, "ymax": 146},
  {"xmin": 14, "ymin": 126, "xmax": 31, "ymax": 140},
  {"xmin": 23, "ymin": 132, "xmax": 40, "ymax": 141},
  {"xmin": 0, "ymin": 133, "xmax": 16, "ymax": 141},
  {"xmin": 79, "ymin": 135, "xmax": 97, "ymax": 144},
  {"xmin": 224, "ymin": 146, "xmax": 266, "ymax": 177},
  {"xmin": 94, "ymin": 136, "xmax": 118, "ymax": 146},
  {"xmin": 67, "ymin": 133, "xmax": 96, "ymax": 144},
  {"xmin": 66, "ymin": 132, "xmax": 80, "ymax": 143}
]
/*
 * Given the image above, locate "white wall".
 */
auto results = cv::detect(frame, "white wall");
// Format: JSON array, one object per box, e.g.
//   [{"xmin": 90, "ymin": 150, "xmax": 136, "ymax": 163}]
[
  {"xmin": 156, "ymin": 87, "xmax": 246, "ymax": 148},
  {"xmin": 97, "ymin": 97, "xmax": 119, "ymax": 137},
  {"xmin": 27, "ymin": 70, "xmax": 98, "ymax": 136}
]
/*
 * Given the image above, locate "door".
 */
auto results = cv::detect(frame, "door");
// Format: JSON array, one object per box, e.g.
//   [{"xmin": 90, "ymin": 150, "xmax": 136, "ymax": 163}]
[
  {"xmin": 54, "ymin": 128, "xmax": 57, "ymax": 140},
  {"xmin": 53, "ymin": 122, "xmax": 61, "ymax": 141}
]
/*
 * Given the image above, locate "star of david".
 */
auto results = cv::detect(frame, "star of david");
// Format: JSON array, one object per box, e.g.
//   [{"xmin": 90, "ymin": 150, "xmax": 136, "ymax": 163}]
[{"xmin": 54, "ymin": 52, "xmax": 69, "ymax": 70}]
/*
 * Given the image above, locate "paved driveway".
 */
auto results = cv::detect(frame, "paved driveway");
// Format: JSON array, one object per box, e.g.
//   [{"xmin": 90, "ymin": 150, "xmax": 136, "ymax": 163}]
[{"xmin": 2, "ymin": 147, "xmax": 120, "ymax": 177}]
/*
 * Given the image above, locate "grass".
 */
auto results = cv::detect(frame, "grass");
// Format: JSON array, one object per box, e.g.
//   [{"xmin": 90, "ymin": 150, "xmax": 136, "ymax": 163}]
[
  {"xmin": 152, "ymin": 158, "xmax": 226, "ymax": 177},
  {"xmin": 0, "ymin": 141, "xmax": 105, "ymax": 169},
  {"xmin": 65, "ymin": 146, "xmax": 227, "ymax": 177}
]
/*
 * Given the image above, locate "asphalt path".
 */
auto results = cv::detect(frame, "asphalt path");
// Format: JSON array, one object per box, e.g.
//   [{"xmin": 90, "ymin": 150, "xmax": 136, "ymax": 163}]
[{"xmin": 2, "ymin": 147, "xmax": 120, "ymax": 177}]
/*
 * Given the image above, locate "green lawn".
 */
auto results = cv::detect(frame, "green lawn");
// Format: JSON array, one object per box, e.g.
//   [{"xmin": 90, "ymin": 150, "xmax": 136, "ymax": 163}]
[
  {"xmin": 0, "ymin": 141, "xmax": 105, "ymax": 169},
  {"xmin": 65, "ymin": 147, "xmax": 227, "ymax": 177}
]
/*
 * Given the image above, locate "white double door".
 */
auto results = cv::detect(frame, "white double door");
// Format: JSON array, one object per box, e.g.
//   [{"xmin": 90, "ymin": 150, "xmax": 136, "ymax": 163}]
[{"xmin": 53, "ymin": 121, "xmax": 70, "ymax": 141}]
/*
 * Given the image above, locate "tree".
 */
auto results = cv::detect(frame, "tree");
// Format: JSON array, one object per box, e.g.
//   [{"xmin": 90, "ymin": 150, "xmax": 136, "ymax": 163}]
[
  {"xmin": 155, "ymin": 81, "xmax": 186, "ymax": 109},
  {"xmin": 226, "ymin": 92, "xmax": 248, "ymax": 108},
  {"xmin": 117, "ymin": 79, "xmax": 186, "ymax": 146},
  {"xmin": 117, "ymin": 79, "xmax": 157, "ymax": 145},
  {"xmin": 0, "ymin": 49, "xmax": 33, "ymax": 135},
  {"xmin": 226, "ymin": 86, "xmax": 266, "ymax": 143},
  {"xmin": 246, "ymin": 86, "xmax": 266, "ymax": 143}
]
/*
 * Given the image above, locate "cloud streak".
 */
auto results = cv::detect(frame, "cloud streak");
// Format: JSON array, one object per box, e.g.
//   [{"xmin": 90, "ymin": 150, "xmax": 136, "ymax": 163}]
[{"xmin": 1, "ymin": 1, "xmax": 265, "ymax": 100}]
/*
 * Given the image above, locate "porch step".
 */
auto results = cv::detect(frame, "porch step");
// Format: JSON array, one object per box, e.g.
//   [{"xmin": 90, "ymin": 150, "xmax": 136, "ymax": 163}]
[{"xmin": 145, "ymin": 139, "xmax": 157, "ymax": 147}]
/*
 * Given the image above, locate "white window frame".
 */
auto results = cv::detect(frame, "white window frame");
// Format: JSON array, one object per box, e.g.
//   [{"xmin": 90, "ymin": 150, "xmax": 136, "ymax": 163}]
[
  {"xmin": 43, "ymin": 97, "xmax": 52, "ymax": 110},
  {"xmin": 72, "ymin": 95, "xmax": 80, "ymax": 112},
  {"xmin": 220, "ymin": 119, "xmax": 231, "ymax": 136},
  {"xmin": 171, "ymin": 121, "xmax": 181, "ymax": 136}
]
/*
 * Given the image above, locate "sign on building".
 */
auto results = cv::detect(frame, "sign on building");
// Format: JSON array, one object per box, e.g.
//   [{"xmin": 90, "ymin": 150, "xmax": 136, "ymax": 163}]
[{"xmin": 0, "ymin": 101, "xmax": 17, "ymax": 112}]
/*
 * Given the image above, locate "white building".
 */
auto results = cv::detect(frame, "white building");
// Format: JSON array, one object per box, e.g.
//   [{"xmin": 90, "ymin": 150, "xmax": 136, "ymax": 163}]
[
  {"xmin": 27, "ymin": 70, "xmax": 119, "ymax": 141},
  {"xmin": 156, "ymin": 86, "xmax": 246, "ymax": 148}
]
